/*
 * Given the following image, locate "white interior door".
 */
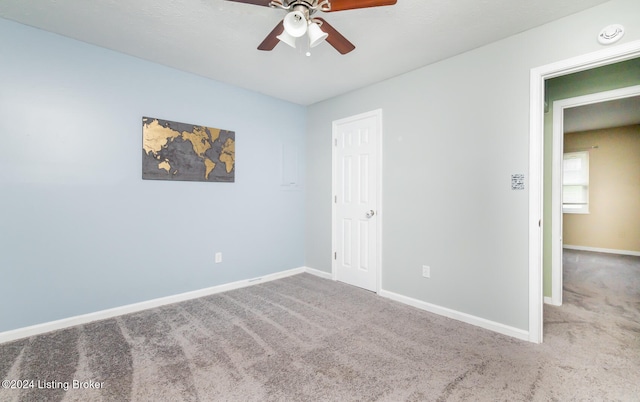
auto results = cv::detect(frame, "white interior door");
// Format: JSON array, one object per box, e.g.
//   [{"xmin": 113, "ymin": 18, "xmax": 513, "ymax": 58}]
[{"xmin": 332, "ymin": 110, "xmax": 381, "ymax": 292}]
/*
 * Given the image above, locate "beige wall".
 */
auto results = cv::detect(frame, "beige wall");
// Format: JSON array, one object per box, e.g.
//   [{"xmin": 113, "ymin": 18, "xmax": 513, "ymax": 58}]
[{"xmin": 563, "ymin": 125, "xmax": 640, "ymax": 252}]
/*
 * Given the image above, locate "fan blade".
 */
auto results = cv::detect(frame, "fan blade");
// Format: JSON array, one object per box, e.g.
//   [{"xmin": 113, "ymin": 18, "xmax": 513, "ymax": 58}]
[
  {"xmin": 315, "ymin": 18, "xmax": 355, "ymax": 54},
  {"xmin": 325, "ymin": 0, "xmax": 397, "ymax": 12},
  {"xmin": 258, "ymin": 20, "xmax": 284, "ymax": 51},
  {"xmin": 224, "ymin": 0, "xmax": 273, "ymax": 6}
]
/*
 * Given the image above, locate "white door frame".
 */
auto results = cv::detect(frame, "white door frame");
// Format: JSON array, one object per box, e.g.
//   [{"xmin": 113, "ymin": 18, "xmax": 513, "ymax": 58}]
[
  {"xmin": 529, "ymin": 39, "xmax": 640, "ymax": 344},
  {"xmin": 549, "ymin": 84, "xmax": 640, "ymax": 307},
  {"xmin": 331, "ymin": 109, "xmax": 383, "ymax": 293}
]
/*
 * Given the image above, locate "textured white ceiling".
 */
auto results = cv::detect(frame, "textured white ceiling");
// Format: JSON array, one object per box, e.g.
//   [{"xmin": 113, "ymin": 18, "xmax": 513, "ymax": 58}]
[
  {"xmin": 0, "ymin": 0, "xmax": 610, "ymax": 105},
  {"xmin": 564, "ymin": 95, "xmax": 640, "ymax": 133}
]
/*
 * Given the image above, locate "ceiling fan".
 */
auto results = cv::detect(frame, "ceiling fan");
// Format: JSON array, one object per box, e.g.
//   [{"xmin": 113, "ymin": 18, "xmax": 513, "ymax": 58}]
[{"xmin": 224, "ymin": 0, "xmax": 397, "ymax": 55}]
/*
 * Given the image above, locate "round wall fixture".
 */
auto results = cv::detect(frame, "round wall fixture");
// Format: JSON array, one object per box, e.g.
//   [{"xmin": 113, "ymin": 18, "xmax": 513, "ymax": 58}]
[{"xmin": 598, "ymin": 24, "xmax": 625, "ymax": 45}]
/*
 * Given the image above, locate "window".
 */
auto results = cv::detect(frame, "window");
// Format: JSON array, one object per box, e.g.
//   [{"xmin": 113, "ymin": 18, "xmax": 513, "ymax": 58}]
[{"xmin": 563, "ymin": 151, "xmax": 589, "ymax": 214}]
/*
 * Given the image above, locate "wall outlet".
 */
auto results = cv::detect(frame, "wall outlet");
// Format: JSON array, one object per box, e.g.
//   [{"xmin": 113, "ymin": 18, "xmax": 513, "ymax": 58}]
[
  {"xmin": 422, "ymin": 265, "xmax": 430, "ymax": 278},
  {"xmin": 215, "ymin": 252, "xmax": 222, "ymax": 263}
]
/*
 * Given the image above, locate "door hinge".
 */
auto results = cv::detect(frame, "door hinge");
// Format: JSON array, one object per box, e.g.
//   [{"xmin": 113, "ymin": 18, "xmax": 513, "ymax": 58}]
[
  {"xmin": 334, "ymin": 195, "xmax": 337, "ymax": 203},
  {"xmin": 334, "ymin": 252, "xmax": 337, "ymax": 260},
  {"xmin": 334, "ymin": 138, "xmax": 337, "ymax": 146}
]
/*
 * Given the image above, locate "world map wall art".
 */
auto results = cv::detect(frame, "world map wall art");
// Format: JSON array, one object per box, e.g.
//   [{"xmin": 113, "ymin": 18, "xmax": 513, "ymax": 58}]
[{"xmin": 142, "ymin": 117, "xmax": 235, "ymax": 182}]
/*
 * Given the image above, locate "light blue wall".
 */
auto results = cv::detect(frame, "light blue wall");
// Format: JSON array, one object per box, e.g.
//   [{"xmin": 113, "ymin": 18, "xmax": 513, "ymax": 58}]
[
  {"xmin": 0, "ymin": 18, "xmax": 306, "ymax": 332},
  {"xmin": 3, "ymin": 0, "xmax": 640, "ymax": 337},
  {"xmin": 305, "ymin": 0, "xmax": 640, "ymax": 331}
]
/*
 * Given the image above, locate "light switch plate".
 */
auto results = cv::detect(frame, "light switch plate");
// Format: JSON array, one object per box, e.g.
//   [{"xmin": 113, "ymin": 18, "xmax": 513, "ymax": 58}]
[{"xmin": 511, "ymin": 174, "xmax": 525, "ymax": 190}]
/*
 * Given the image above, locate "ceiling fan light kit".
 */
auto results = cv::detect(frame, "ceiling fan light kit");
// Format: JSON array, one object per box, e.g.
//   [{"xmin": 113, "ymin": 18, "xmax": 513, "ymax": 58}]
[
  {"xmin": 276, "ymin": 30, "xmax": 298, "ymax": 48},
  {"xmin": 283, "ymin": 8, "xmax": 309, "ymax": 38},
  {"xmin": 225, "ymin": 0, "xmax": 397, "ymax": 55},
  {"xmin": 308, "ymin": 21, "xmax": 329, "ymax": 48}
]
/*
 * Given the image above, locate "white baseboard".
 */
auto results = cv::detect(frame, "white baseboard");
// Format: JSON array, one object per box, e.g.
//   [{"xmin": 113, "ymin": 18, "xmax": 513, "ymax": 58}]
[
  {"xmin": 0, "ymin": 267, "xmax": 307, "ymax": 344},
  {"xmin": 378, "ymin": 289, "xmax": 530, "ymax": 342},
  {"xmin": 544, "ymin": 296, "xmax": 561, "ymax": 306},
  {"xmin": 304, "ymin": 266, "xmax": 333, "ymax": 280},
  {"xmin": 1, "ymin": 266, "xmax": 530, "ymax": 345},
  {"xmin": 563, "ymin": 245, "xmax": 640, "ymax": 257},
  {"xmin": 304, "ymin": 269, "xmax": 529, "ymax": 341}
]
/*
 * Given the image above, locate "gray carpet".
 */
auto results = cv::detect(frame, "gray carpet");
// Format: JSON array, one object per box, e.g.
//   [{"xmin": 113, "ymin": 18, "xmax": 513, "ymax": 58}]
[{"xmin": 1, "ymin": 250, "xmax": 639, "ymax": 401}]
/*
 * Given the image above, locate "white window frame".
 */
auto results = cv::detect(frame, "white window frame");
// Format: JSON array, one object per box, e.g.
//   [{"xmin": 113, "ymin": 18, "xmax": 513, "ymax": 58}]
[{"xmin": 562, "ymin": 151, "xmax": 589, "ymax": 214}]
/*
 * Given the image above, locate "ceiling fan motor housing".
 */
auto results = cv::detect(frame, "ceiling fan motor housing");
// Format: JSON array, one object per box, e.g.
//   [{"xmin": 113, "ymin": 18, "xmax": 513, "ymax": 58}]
[
  {"xmin": 282, "ymin": 0, "xmax": 319, "ymax": 8},
  {"xmin": 291, "ymin": 4, "xmax": 311, "ymax": 19},
  {"xmin": 273, "ymin": 0, "xmax": 327, "ymax": 15}
]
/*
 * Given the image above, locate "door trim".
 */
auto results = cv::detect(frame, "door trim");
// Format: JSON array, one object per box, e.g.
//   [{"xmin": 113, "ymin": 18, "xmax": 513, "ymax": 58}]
[
  {"xmin": 550, "ymin": 84, "xmax": 640, "ymax": 307},
  {"xmin": 331, "ymin": 109, "xmax": 383, "ymax": 293},
  {"xmin": 529, "ymin": 39, "xmax": 640, "ymax": 344}
]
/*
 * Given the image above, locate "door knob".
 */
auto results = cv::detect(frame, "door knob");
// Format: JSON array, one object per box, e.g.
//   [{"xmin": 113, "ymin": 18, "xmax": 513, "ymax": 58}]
[{"xmin": 366, "ymin": 210, "xmax": 375, "ymax": 218}]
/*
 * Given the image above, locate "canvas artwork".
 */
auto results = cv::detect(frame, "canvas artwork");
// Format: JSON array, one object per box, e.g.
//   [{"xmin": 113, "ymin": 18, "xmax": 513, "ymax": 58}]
[{"xmin": 142, "ymin": 117, "xmax": 235, "ymax": 182}]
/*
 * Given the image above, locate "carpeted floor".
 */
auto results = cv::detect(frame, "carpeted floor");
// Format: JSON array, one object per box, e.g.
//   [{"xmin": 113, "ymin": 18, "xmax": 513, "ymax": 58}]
[{"xmin": 1, "ymin": 249, "xmax": 639, "ymax": 401}]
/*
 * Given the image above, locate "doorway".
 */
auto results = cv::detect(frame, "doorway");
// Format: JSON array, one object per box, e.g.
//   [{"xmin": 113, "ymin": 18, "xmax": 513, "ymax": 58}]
[
  {"xmin": 528, "ymin": 39, "xmax": 640, "ymax": 344},
  {"xmin": 331, "ymin": 109, "xmax": 382, "ymax": 292},
  {"xmin": 550, "ymin": 86, "xmax": 640, "ymax": 307}
]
